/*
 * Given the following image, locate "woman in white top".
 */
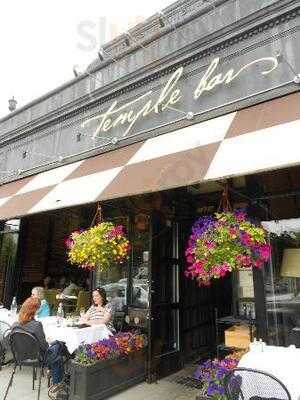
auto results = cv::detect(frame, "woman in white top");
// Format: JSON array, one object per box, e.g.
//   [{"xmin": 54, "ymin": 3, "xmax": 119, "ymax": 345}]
[{"xmin": 82, "ymin": 287, "xmax": 115, "ymax": 333}]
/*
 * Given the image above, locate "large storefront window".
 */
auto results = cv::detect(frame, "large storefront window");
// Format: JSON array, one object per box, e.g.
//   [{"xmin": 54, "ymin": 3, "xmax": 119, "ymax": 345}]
[
  {"xmin": 263, "ymin": 218, "xmax": 300, "ymax": 346},
  {"xmin": 0, "ymin": 219, "xmax": 20, "ymax": 304},
  {"xmin": 93, "ymin": 213, "xmax": 150, "ymax": 312},
  {"xmin": 94, "ymin": 217, "xmax": 129, "ymax": 312},
  {"xmin": 131, "ymin": 214, "xmax": 150, "ymax": 309}
]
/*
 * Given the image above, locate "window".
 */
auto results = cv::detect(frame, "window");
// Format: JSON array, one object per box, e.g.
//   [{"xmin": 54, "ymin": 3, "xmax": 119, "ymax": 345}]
[
  {"xmin": 262, "ymin": 218, "xmax": 300, "ymax": 346},
  {"xmin": 0, "ymin": 220, "xmax": 20, "ymax": 303},
  {"xmin": 130, "ymin": 214, "xmax": 150, "ymax": 309},
  {"xmin": 93, "ymin": 216, "xmax": 129, "ymax": 312}
]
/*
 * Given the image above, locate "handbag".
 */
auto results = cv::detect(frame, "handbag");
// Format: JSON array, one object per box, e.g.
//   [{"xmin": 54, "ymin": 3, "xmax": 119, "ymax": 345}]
[{"xmin": 45, "ymin": 340, "xmax": 70, "ymax": 365}]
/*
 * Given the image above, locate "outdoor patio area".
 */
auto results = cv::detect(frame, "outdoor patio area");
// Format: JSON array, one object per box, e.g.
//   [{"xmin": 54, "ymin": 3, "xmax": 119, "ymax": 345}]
[{"xmin": 0, "ymin": 363, "xmax": 200, "ymax": 400}]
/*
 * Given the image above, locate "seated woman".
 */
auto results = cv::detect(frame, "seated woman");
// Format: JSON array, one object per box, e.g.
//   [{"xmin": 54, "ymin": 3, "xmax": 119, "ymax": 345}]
[
  {"xmin": 32, "ymin": 286, "xmax": 50, "ymax": 318},
  {"xmin": 82, "ymin": 287, "xmax": 115, "ymax": 333},
  {"xmin": 11, "ymin": 297, "xmax": 66, "ymax": 397}
]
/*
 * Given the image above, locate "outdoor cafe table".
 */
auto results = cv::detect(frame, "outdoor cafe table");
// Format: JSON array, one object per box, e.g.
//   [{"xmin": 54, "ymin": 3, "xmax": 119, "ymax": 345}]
[
  {"xmin": 41, "ymin": 317, "xmax": 112, "ymax": 354},
  {"xmin": 0, "ymin": 308, "xmax": 17, "ymax": 325},
  {"xmin": 0, "ymin": 311, "xmax": 112, "ymax": 354},
  {"xmin": 238, "ymin": 342, "xmax": 300, "ymax": 400}
]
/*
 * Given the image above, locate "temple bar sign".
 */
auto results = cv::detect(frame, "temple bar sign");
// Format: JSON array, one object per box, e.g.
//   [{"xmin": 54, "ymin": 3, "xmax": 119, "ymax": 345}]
[{"xmin": 81, "ymin": 55, "xmax": 279, "ymax": 141}]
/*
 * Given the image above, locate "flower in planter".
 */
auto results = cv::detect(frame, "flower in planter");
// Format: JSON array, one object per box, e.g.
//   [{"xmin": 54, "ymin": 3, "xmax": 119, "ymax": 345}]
[
  {"xmin": 74, "ymin": 332, "xmax": 147, "ymax": 365},
  {"xmin": 185, "ymin": 211, "xmax": 271, "ymax": 286},
  {"xmin": 92, "ymin": 337, "xmax": 120, "ymax": 360},
  {"xmin": 194, "ymin": 357, "xmax": 239, "ymax": 399},
  {"xmin": 66, "ymin": 222, "xmax": 131, "ymax": 271}
]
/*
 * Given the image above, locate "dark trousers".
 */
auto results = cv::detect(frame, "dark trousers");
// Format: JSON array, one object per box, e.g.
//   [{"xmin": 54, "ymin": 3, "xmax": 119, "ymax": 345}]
[{"xmin": 47, "ymin": 343, "xmax": 64, "ymax": 385}]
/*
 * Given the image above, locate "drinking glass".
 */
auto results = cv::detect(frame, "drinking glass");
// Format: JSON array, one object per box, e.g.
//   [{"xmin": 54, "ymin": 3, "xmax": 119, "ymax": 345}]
[{"xmin": 80, "ymin": 307, "xmax": 85, "ymax": 318}]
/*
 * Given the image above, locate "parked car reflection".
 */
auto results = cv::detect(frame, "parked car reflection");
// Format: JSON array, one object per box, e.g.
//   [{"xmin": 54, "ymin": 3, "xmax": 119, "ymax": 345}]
[{"xmin": 102, "ymin": 278, "xmax": 149, "ymax": 311}]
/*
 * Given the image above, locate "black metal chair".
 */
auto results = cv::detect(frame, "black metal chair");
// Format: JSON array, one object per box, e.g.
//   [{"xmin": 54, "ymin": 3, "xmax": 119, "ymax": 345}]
[
  {"xmin": 0, "ymin": 320, "xmax": 12, "ymax": 369},
  {"xmin": 3, "ymin": 328, "xmax": 46, "ymax": 400},
  {"xmin": 224, "ymin": 367, "xmax": 292, "ymax": 400},
  {"xmin": 114, "ymin": 311, "xmax": 126, "ymax": 333}
]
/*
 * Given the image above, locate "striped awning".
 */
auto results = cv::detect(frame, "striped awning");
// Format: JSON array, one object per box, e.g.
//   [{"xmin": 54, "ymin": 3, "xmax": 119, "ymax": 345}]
[{"xmin": 0, "ymin": 92, "xmax": 299, "ymax": 220}]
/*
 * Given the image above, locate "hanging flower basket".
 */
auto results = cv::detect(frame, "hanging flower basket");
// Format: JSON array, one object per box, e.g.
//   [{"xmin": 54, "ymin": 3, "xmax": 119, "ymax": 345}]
[
  {"xmin": 66, "ymin": 222, "xmax": 131, "ymax": 271},
  {"xmin": 185, "ymin": 210, "xmax": 271, "ymax": 286}
]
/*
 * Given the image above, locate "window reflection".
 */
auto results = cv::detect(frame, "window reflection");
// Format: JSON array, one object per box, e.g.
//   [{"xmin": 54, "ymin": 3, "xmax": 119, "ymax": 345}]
[
  {"xmin": 0, "ymin": 226, "xmax": 19, "ymax": 303},
  {"xmin": 131, "ymin": 214, "xmax": 150, "ymax": 309},
  {"xmin": 93, "ymin": 214, "xmax": 150, "ymax": 311},
  {"xmin": 4, "ymin": 219, "xmax": 20, "ymax": 232},
  {"xmin": 262, "ymin": 218, "xmax": 300, "ymax": 347},
  {"xmin": 94, "ymin": 217, "xmax": 129, "ymax": 312}
]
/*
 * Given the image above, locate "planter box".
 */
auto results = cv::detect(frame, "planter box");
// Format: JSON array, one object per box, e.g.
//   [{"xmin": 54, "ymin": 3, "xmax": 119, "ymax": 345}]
[{"xmin": 69, "ymin": 350, "xmax": 147, "ymax": 400}]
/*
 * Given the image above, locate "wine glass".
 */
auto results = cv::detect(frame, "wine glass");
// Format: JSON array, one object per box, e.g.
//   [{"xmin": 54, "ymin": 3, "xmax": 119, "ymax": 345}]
[{"xmin": 80, "ymin": 307, "xmax": 85, "ymax": 319}]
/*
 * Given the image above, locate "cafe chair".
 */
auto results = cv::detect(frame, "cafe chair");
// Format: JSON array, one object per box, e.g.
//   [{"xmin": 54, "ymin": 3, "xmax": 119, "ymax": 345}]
[
  {"xmin": 75, "ymin": 290, "xmax": 90, "ymax": 314},
  {"xmin": 44, "ymin": 289, "xmax": 60, "ymax": 314},
  {"xmin": 0, "ymin": 320, "xmax": 11, "ymax": 369},
  {"xmin": 3, "ymin": 328, "xmax": 47, "ymax": 400},
  {"xmin": 113, "ymin": 311, "xmax": 126, "ymax": 333},
  {"xmin": 224, "ymin": 367, "xmax": 292, "ymax": 400}
]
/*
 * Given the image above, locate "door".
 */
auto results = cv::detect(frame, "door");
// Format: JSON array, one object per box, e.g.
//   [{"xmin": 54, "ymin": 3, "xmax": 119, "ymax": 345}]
[
  {"xmin": 0, "ymin": 219, "xmax": 20, "ymax": 307},
  {"xmin": 148, "ymin": 212, "xmax": 183, "ymax": 381}
]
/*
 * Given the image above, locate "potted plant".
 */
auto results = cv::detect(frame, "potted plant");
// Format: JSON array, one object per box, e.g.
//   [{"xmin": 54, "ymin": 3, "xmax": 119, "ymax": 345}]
[
  {"xmin": 194, "ymin": 355, "xmax": 240, "ymax": 400},
  {"xmin": 185, "ymin": 210, "xmax": 271, "ymax": 286},
  {"xmin": 66, "ymin": 222, "xmax": 131, "ymax": 271},
  {"xmin": 69, "ymin": 331, "xmax": 147, "ymax": 400}
]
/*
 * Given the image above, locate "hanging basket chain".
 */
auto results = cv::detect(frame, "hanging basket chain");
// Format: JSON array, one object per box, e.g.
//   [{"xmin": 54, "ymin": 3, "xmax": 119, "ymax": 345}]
[
  {"xmin": 217, "ymin": 183, "xmax": 232, "ymax": 213},
  {"xmin": 90, "ymin": 203, "xmax": 103, "ymax": 227}
]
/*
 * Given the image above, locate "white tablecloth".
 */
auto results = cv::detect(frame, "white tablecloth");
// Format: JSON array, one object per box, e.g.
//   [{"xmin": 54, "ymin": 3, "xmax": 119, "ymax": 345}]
[
  {"xmin": 0, "ymin": 308, "xmax": 17, "ymax": 326},
  {"xmin": 0, "ymin": 311, "xmax": 112, "ymax": 354},
  {"xmin": 238, "ymin": 343, "xmax": 300, "ymax": 400},
  {"xmin": 41, "ymin": 317, "xmax": 112, "ymax": 353}
]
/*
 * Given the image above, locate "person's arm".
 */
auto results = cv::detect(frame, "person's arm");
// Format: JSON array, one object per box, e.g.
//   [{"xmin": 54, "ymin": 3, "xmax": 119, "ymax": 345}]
[
  {"xmin": 37, "ymin": 300, "xmax": 50, "ymax": 318},
  {"xmin": 34, "ymin": 321, "xmax": 49, "ymax": 352},
  {"xmin": 90, "ymin": 306, "xmax": 113, "ymax": 326},
  {"xmin": 81, "ymin": 306, "xmax": 92, "ymax": 324}
]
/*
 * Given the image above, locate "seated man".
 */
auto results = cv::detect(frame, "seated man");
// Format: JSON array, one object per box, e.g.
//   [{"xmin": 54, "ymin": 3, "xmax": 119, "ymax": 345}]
[{"xmin": 62, "ymin": 276, "xmax": 79, "ymax": 296}]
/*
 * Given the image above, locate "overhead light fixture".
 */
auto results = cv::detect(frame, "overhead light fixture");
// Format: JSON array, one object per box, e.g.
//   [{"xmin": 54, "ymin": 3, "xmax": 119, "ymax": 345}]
[
  {"xmin": 157, "ymin": 11, "xmax": 188, "ymax": 43},
  {"xmin": 73, "ymin": 66, "xmax": 79, "ymax": 78},
  {"xmin": 201, "ymin": 0, "xmax": 225, "ymax": 26},
  {"xmin": 293, "ymin": 74, "xmax": 300, "ymax": 84},
  {"xmin": 164, "ymin": 104, "xmax": 195, "ymax": 120},
  {"xmin": 98, "ymin": 49, "xmax": 105, "ymax": 62},
  {"xmin": 124, "ymin": 33, "xmax": 131, "ymax": 47},
  {"xmin": 275, "ymin": 50, "xmax": 300, "ymax": 85},
  {"xmin": 186, "ymin": 111, "xmax": 194, "ymax": 120},
  {"xmin": 158, "ymin": 12, "xmax": 166, "ymax": 28},
  {"xmin": 125, "ymin": 31, "xmax": 146, "ymax": 50}
]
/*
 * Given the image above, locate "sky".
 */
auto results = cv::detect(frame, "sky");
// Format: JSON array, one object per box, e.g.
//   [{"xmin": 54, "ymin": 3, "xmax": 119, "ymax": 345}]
[{"xmin": 0, "ymin": 0, "xmax": 175, "ymax": 119}]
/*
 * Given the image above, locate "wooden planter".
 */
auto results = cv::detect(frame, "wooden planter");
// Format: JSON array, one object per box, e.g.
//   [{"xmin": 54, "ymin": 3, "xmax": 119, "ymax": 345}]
[{"xmin": 69, "ymin": 350, "xmax": 147, "ymax": 400}]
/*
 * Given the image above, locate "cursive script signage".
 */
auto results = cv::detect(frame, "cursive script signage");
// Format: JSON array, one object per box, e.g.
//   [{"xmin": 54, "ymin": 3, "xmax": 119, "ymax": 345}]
[{"xmin": 82, "ymin": 55, "xmax": 278, "ymax": 139}]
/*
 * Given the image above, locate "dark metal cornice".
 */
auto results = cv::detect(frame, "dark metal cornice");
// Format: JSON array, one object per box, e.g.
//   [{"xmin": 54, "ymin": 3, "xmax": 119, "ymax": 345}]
[{"xmin": 1, "ymin": 1, "xmax": 299, "ymax": 148}]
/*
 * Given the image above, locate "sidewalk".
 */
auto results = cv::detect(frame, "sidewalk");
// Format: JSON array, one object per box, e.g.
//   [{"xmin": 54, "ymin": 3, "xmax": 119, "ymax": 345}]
[{"xmin": 0, "ymin": 364, "xmax": 200, "ymax": 400}]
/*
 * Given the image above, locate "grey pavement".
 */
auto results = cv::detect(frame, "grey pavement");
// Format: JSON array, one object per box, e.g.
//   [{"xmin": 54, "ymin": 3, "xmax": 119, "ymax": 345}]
[{"xmin": 0, "ymin": 363, "xmax": 200, "ymax": 400}]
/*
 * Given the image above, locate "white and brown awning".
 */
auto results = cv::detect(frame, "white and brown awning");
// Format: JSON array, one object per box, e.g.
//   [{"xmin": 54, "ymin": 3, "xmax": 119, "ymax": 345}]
[{"xmin": 0, "ymin": 92, "xmax": 299, "ymax": 221}]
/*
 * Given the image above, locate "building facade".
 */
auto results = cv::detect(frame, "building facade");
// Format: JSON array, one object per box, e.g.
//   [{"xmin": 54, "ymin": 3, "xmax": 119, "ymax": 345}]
[{"xmin": 0, "ymin": 0, "xmax": 300, "ymax": 380}]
